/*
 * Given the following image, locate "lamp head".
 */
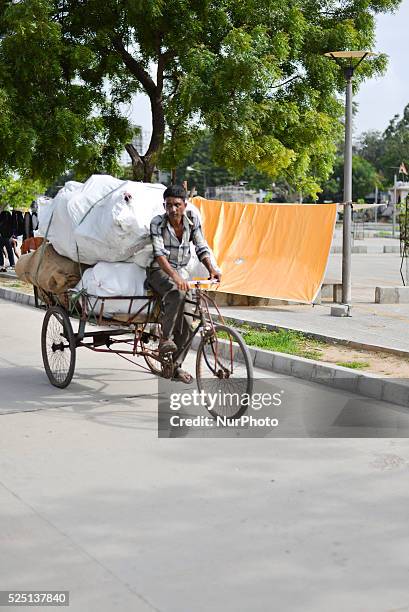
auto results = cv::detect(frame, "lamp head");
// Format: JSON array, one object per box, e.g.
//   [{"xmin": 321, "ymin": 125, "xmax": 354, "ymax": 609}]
[
  {"xmin": 324, "ymin": 50, "xmax": 378, "ymax": 78},
  {"xmin": 324, "ymin": 51, "xmax": 377, "ymax": 60}
]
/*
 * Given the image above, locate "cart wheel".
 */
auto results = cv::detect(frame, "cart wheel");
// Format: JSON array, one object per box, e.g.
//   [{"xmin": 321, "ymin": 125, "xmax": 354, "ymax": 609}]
[
  {"xmin": 41, "ymin": 306, "xmax": 76, "ymax": 388},
  {"xmin": 196, "ymin": 324, "xmax": 253, "ymax": 420}
]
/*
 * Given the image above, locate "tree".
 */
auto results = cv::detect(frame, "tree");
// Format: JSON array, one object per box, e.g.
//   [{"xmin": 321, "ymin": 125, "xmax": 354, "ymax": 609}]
[
  {"xmin": 0, "ymin": 0, "xmax": 396, "ymax": 195},
  {"xmin": 356, "ymin": 130, "xmax": 385, "ymax": 170},
  {"xmin": 0, "ymin": 173, "xmax": 44, "ymax": 210},
  {"xmin": 357, "ymin": 104, "xmax": 409, "ymax": 186},
  {"xmin": 175, "ymin": 133, "xmax": 298, "ymax": 197},
  {"xmin": 320, "ymin": 154, "xmax": 380, "ymax": 202}
]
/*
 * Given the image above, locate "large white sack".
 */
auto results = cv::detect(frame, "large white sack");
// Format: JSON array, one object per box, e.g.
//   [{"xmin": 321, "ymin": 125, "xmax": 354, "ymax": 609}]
[
  {"xmin": 75, "ymin": 261, "xmax": 148, "ymax": 317},
  {"xmin": 74, "ymin": 181, "xmax": 166, "ymax": 264},
  {"xmin": 67, "ymin": 175, "xmax": 124, "ymax": 225},
  {"xmin": 47, "ymin": 176, "xmax": 207, "ymax": 266},
  {"xmin": 38, "ymin": 180, "xmax": 83, "ymax": 238},
  {"xmin": 38, "ymin": 181, "xmax": 84, "ymax": 238},
  {"xmin": 37, "ymin": 197, "xmax": 54, "ymax": 237},
  {"xmin": 47, "ymin": 176, "xmax": 123, "ymax": 260},
  {"xmin": 127, "ymin": 239, "xmax": 155, "ymax": 268}
]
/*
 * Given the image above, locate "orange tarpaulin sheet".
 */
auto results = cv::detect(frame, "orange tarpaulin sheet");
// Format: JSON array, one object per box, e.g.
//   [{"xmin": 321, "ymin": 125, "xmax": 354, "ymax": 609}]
[{"xmin": 192, "ymin": 198, "xmax": 337, "ymax": 304}]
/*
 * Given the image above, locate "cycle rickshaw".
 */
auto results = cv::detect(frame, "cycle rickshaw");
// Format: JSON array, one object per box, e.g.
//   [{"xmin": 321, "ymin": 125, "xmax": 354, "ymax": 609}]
[{"xmin": 39, "ymin": 280, "xmax": 253, "ymax": 420}]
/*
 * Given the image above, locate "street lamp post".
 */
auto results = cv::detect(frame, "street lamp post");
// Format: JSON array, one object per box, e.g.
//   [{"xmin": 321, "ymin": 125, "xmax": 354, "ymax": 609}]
[{"xmin": 324, "ymin": 50, "xmax": 377, "ymax": 310}]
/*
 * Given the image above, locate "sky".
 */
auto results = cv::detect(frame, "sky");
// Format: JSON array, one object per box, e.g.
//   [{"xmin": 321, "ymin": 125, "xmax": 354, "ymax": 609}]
[
  {"xmin": 127, "ymin": 0, "xmax": 409, "ymax": 143},
  {"xmin": 355, "ymin": 0, "xmax": 409, "ymax": 135}
]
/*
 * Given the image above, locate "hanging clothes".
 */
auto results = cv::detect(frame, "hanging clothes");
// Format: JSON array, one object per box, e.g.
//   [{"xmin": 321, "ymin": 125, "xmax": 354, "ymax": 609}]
[
  {"xmin": 11, "ymin": 210, "xmax": 24, "ymax": 237},
  {"xmin": 0, "ymin": 211, "xmax": 12, "ymax": 240},
  {"xmin": 23, "ymin": 212, "xmax": 34, "ymax": 241}
]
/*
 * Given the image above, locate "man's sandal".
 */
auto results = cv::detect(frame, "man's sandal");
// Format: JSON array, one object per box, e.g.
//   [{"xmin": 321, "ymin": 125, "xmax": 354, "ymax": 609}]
[{"xmin": 173, "ymin": 368, "xmax": 194, "ymax": 384}]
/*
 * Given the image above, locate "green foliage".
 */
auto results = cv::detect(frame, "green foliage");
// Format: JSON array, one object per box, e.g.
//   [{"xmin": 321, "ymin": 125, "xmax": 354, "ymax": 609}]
[
  {"xmin": 357, "ymin": 103, "xmax": 409, "ymax": 185},
  {"xmin": 229, "ymin": 324, "xmax": 323, "ymax": 360},
  {"xmin": 176, "ymin": 133, "xmax": 298, "ymax": 196},
  {"xmin": 0, "ymin": 173, "xmax": 44, "ymax": 210},
  {"xmin": 0, "ymin": 0, "xmax": 400, "ymax": 192},
  {"xmin": 320, "ymin": 154, "xmax": 381, "ymax": 201}
]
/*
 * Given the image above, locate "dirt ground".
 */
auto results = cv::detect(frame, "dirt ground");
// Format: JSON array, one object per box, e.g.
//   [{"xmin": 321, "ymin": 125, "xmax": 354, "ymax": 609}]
[
  {"xmin": 316, "ymin": 344, "xmax": 409, "ymax": 378},
  {"xmin": 0, "ymin": 276, "xmax": 33, "ymax": 295},
  {"xmin": 1, "ymin": 276, "xmax": 408, "ymax": 378}
]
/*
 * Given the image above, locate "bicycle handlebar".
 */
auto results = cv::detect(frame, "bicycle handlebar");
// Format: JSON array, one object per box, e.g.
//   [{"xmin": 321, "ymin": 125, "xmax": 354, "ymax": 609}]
[{"xmin": 187, "ymin": 279, "xmax": 220, "ymax": 288}]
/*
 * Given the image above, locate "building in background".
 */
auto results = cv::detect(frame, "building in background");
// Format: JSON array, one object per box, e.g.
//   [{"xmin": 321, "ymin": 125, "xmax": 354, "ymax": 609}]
[{"xmin": 206, "ymin": 184, "xmax": 263, "ymax": 203}]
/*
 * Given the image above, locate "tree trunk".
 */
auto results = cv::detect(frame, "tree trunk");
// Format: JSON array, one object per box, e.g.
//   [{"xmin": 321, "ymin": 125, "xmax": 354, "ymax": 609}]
[
  {"xmin": 143, "ymin": 159, "xmax": 155, "ymax": 183},
  {"xmin": 141, "ymin": 94, "xmax": 166, "ymax": 183},
  {"xmin": 125, "ymin": 143, "xmax": 144, "ymax": 180},
  {"xmin": 114, "ymin": 40, "xmax": 167, "ymax": 184},
  {"xmin": 124, "ymin": 95, "xmax": 165, "ymax": 184}
]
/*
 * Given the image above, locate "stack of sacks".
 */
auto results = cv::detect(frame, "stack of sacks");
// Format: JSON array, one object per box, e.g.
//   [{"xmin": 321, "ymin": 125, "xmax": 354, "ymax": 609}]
[
  {"xmin": 74, "ymin": 262, "xmax": 148, "ymax": 318},
  {"xmin": 39, "ymin": 175, "xmax": 166, "ymax": 264},
  {"xmin": 74, "ymin": 180, "xmax": 166, "ymax": 264},
  {"xmin": 34, "ymin": 175, "xmax": 219, "ymax": 315}
]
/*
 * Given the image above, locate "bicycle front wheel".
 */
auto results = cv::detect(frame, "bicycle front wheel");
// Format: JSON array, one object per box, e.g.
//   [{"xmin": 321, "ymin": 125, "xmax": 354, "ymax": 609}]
[{"xmin": 196, "ymin": 323, "xmax": 253, "ymax": 420}]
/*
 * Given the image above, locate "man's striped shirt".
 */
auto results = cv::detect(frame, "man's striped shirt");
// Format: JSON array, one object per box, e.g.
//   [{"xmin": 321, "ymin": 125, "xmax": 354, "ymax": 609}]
[{"xmin": 149, "ymin": 209, "xmax": 210, "ymax": 270}]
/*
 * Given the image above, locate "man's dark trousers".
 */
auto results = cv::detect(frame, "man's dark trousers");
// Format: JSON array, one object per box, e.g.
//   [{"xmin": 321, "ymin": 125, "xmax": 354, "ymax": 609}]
[{"xmin": 146, "ymin": 267, "xmax": 194, "ymax": 366}]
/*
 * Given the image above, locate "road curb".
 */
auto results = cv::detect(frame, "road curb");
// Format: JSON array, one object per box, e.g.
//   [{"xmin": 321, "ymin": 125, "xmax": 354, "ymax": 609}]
[
  {"xmin": 0, "ymin": 286, "xmax": 35, "ymax": 307},
  {"xmin": 2, "ymin": 286, "xmax": 409, "ymax": 409},
  {"xmin": 192, "ymin": 324, "xmax": 409, "ymax": 409},
  {"xmin": 246, "ymin": 345, "xmax": 409, "ymax": 408}
]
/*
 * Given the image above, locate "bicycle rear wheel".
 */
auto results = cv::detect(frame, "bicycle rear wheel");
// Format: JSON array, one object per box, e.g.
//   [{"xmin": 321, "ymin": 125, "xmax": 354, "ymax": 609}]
[
  {"xmin": 141, "ymin": 298, "xmax": 163, "ymax": 375},
  {"xmin": 141, "ymin": 323, "xmax": 163, "ymax": 375},
  {"xmin": 196, "ymin": 324, "xmax": 253, "ymax": 420}
]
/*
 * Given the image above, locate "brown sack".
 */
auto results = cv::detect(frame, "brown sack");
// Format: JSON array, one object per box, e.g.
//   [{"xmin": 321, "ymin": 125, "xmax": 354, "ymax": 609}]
[{"xmin": 15, "ymin": 243, "xmax": 81, "ymax": 294}]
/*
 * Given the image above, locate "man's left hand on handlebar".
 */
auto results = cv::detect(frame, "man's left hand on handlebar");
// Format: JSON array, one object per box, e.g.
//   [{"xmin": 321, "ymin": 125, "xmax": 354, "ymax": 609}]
[{"xmin": 209, "ymin": 269, "xmax": 222, "ymax": 283}]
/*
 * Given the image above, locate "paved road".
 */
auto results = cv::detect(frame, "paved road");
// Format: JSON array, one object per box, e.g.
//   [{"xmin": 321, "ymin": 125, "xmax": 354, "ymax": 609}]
[{"xmin": 1, "ymin": 300, "xmax": 409, "ymax": 611}]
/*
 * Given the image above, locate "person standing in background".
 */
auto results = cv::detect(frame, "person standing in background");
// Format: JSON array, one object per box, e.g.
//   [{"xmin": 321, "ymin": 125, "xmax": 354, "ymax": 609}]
[{"xmin": 0, "ymin": 209, "xmax": 15, "ymax": 271}]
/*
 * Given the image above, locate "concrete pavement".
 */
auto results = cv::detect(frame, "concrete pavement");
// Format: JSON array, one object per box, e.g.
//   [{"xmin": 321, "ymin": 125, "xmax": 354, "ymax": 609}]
[
  {"xmin": 215, "ymin": 243, "xmax": 409, "ymax": 355},
  {"xmin": 217, "ymin": 299, "xmax": 409, "ymax": 354},
  {"xmin": 2, "ymin": 300, "xmax": 409, "ymax": 610}
]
